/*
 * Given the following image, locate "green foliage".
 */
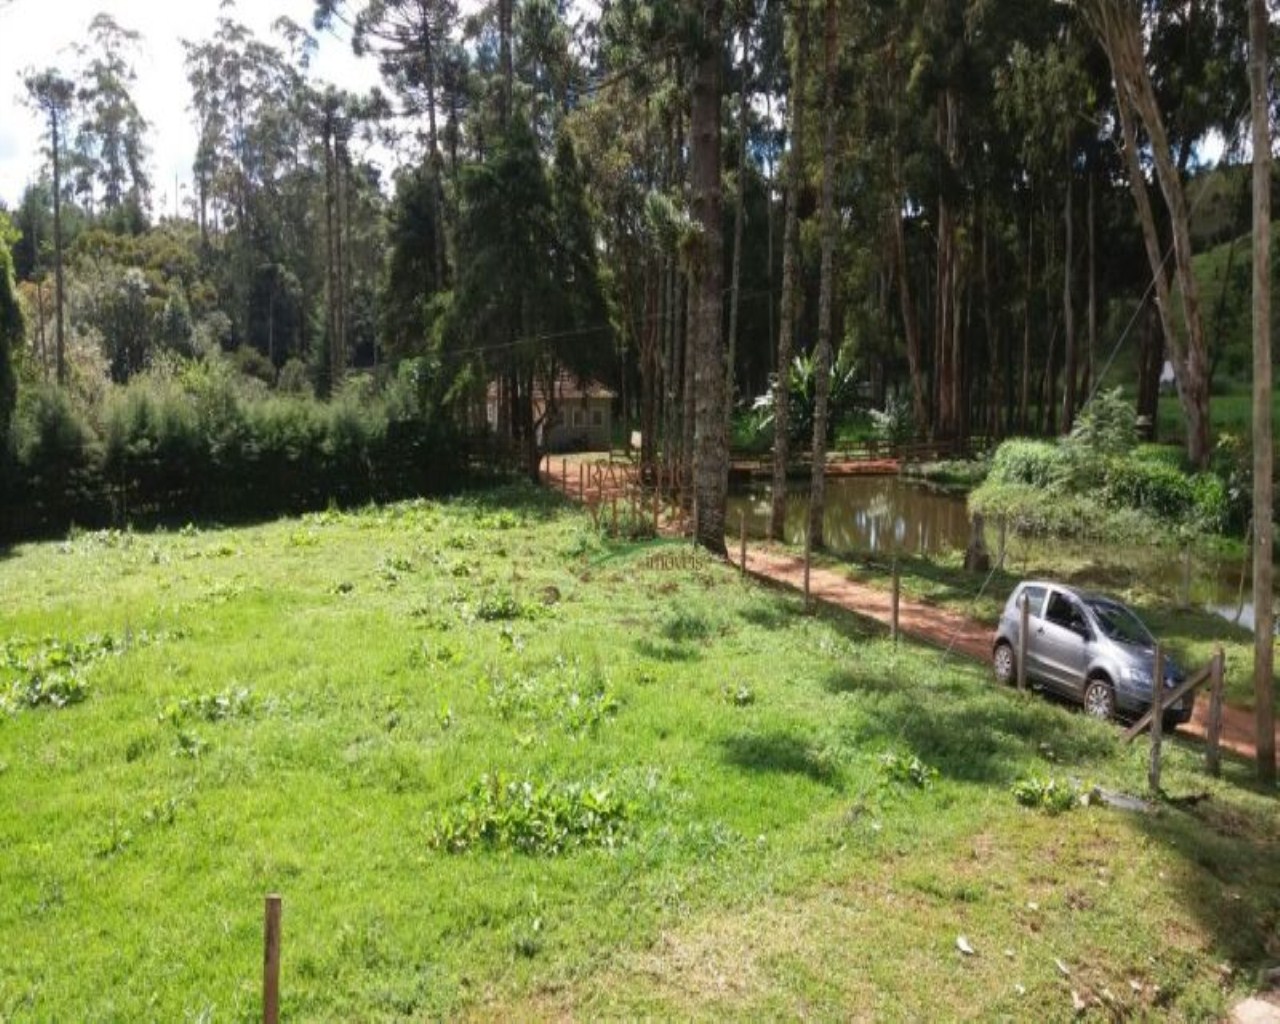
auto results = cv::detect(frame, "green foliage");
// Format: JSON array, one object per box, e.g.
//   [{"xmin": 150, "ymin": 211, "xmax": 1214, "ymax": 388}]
[
  {"xmin": 1, "ymin": 634, "xmax": 121, "ymax": 711},
  {"xmin": 160, "ymin": 687, "xmax": 256, "ymax": 726},
  {"xmin": 1056, "ymin": 388, "xmax": 1137, "ymax": 489},
  {"xmin": 1, "ymin": 366, "xmax": 466, "ymax": 540},
  {"xmin": 428, "ymin": 774, "xmax": 630, "ymax": 855},
  {"xmin": 976, "ymin": 419, "xmax": 1232, "ymax": 539},
  {"xmin": 985, "ymin": 439, "xmax": 1065, "ymax": 489},
  {"xmin": 1011, "ymin": 776, "xmax": 1080, "ymax": 815},
  {"xmin": 877, "ymin": 752, "xmax": 938, "ymax": 789},
  {"xmin": 752, "ymin": 351, "xmax": 862, "ymax": 448},
  {"xmin": 869, "ymin": 393, "xmax": 916, "ymax": 446},
  {"xmin": 0, "ymin": 218, "xmax": 21, "ymax": 452}
]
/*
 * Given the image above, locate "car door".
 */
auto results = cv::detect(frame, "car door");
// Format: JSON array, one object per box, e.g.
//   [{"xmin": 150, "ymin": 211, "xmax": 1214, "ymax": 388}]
[{"xmin": 1037, "ymin": 590, "xmax": 1092, "ymax": 695}]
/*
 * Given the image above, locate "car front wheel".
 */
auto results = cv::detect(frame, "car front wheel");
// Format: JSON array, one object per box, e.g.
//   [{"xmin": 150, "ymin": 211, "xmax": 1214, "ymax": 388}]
[
  {"xmin": 1083, "ymin": 678, "xmax": 1116, "ymax": 721},
  {"xmin": 993, "ymin": 642, "xmax": 1015, "ymax": 686}
]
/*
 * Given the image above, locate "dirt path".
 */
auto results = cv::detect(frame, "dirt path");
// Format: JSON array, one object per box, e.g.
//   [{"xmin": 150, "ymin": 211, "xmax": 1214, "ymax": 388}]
[{"xmin": 541, "ymin": 459, "xmax": 1275, "ymax": 763}]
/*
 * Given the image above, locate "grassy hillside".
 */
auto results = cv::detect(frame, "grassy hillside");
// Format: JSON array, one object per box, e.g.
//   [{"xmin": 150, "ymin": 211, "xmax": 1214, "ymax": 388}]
[{"xmin": 1, "ymin": 489, "xmax": 1277, "ymax": 1020}]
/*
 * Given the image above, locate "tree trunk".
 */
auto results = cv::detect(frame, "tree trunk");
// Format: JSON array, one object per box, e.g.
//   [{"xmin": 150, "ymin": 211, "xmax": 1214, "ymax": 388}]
[
  {"xmin": 51, "ymin": 112, "xmax": 65, "ymax": 385},
  {"xmin": 498, "ymin": 0, "xmax": 513, "ymax": 127},
  {"xmin": 770, "ymin": 1, "xmax": 809, "ymax": 541},
  {"xmin": 1084, "ymin": 161, "xmax": 1097, "ymax": 403},
  {"xmin": 1083, "ymin": 1, "xmax": 1211, "ymax": 466},
  {"xmin": 765, "ymin": 90, "xmax": 776, "ymax": 375},
  {"xmin": 1248, "ymin": 0, "xmax": 1275, "ymax": 786},
  {"xmin": 690, "ymin": 0, "xmax": 727, "ymax": 555},
  {"xmin": 1041, "ymin": 194, "xmax": 1057, "ymax": 436},
  {"xmin": 323, "ymin": 117, "xmax": 338, "ymax": 397},
  {"xmin": 894, "ymin": 201, "xmax": 928, "ymax": 433},
  {"xmin": 1135, "ymin": 304, "xmax": 1163, "ymax": 442},
  {"xmin": 1061, "ymin": 150, "xmax": 1077, "ymax": 432},
  {"xmin": 933, "ymin": 88, "xmax": 959, "ymax": 439},
  {"xmin": 1020, "ymin": 208, "xmax": 1032, "ymax": 432},
  {"xmin": 808, "ymin": 0, "xmax": 838, "ymax": 550},
  {"xmin": 682, "ymin": 270, "xmax": 696, "ymax": 497},
  {"xmin": 726, "ymin": 22, "xmax": 750, "ymax": 436}
]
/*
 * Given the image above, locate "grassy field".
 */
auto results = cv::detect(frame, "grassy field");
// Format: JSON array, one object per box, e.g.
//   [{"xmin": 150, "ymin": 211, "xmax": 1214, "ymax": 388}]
[
  {"xmin": 1155, "ymin": 386, "xmax": 1280, "ymax": 450},
  {"xmin": 1, "ymin": 486, "xmax": 1278, "ymax": 1020}
]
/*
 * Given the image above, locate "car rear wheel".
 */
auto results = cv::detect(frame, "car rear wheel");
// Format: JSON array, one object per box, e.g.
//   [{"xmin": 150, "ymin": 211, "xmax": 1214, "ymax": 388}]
[
  {"xmin": 1083, "ymin": 678, "xmax": 1116, "ymax": 721},
  {"xmin": 993, "ymin": 642, "xmax": 1015, "ymax": 685}
]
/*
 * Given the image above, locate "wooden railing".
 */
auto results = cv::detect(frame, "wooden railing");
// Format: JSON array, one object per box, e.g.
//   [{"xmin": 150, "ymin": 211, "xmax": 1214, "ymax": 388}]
[{"xmin": 1122, "ymin": 645, "xmax": 1227, "ymax": 787}]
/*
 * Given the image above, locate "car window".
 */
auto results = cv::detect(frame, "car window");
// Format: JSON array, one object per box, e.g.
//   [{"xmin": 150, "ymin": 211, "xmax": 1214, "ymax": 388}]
[
  {"xmin": 1016, "ymin": 585, "xmax": 1046, "ymax": 618},
  {"xmin": 1045, "ymin": 591, "xmax": 1088, "ymax": 632},
  {"xmin": 1086, "ymin": 598, "xmax": 1153, "ymax": 647}
]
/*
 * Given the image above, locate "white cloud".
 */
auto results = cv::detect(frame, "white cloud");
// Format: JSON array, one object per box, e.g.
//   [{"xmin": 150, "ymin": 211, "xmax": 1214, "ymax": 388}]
[{"xmin": 0, "ymin": 0, "xmax": 385, "ymax": 211}]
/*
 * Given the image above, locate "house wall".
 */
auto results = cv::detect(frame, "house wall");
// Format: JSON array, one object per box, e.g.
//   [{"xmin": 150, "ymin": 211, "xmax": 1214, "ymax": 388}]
[{"xmin": 546, "ymin": 399, "xmax": 611, "ymax": 451}]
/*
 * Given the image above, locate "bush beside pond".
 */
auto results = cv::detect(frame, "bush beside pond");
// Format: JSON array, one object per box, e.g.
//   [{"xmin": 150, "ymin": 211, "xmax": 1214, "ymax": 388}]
[{"xmin": 971, "ymin": 390, "xmax": 1234, "ymax": 540}]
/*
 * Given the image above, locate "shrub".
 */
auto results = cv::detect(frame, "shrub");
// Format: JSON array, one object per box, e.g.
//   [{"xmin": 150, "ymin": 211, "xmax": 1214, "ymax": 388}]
[
  {"xmin": 1132, "ymin": 443, "xmax": 1186, "ymax": 470},
  {"xmin": 1102, "ymin": 458, "xmax": 1194, "ymax": 521},
  {"xmin": 276, "ymin": 358, "xmax": 312, "ymax": 396},
  {"xmin": 986, "ymin": 439, "xmax": 1066, "ymax": 489}
]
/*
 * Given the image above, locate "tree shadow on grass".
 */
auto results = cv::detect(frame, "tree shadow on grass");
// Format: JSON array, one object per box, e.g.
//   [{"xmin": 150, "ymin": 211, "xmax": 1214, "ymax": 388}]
[
  {"xmin": 633, "ymin": 637, "xmax": 701, "ymax": 663},
  {"xmin": 836, "ymin": 682, "xmax": 1118, "ymax": 785},
  {"xmin": 1127, "ymin": 776, "xmax": 1280, "ymax": 975},
  {"xmin": 721, "ymin": 730, "xmax": 841, "ymax": 788},
  {"xmin": 449, "ymin": 481, "xmax": 574, "ymax": 523}
]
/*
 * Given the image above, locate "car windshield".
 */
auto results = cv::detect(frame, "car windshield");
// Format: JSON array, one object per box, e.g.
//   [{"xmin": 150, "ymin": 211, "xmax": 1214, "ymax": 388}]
[{"xmin": 1086, "ymin": 599, "xmax": 1154, "ymax": 647}]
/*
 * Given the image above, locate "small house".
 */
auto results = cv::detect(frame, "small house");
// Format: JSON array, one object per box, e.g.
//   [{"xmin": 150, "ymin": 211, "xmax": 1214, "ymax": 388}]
[{"xmin": 485, "ymin": 373, "xmax": 616, "ymax": 452}]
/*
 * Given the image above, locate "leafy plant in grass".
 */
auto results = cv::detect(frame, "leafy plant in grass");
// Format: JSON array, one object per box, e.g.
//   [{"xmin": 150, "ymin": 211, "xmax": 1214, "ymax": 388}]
[
  {"xmin": 1, "ymin": 634, "xmax": 124, "ymax": 710},
  {"xmin": 160, "ymin": 687, "xmax": 256, "ymax": 726},
  {"xmin": 474, "ymin": 589, "xmax": 545, "ymax": 622},
  {"xmin": 428, "ymin": 774, "xmax": 630, "ymax": 855},
  {"xmin": 877, "ymin": 752, "xmax": 938, "ymax": 789},
  {"xmin": 486, "ymin": 661, "xmax": 619, "ymax": 735},
  {"xmin": 1011, "ymin": 776, "xmax": 1080, "ymax": 815}
]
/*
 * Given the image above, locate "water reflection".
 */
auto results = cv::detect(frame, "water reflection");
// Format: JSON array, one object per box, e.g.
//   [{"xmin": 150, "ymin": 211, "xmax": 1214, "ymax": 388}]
[{"xmin": 726, "ymin": 476, "xmax": 971, "ymax": 558}]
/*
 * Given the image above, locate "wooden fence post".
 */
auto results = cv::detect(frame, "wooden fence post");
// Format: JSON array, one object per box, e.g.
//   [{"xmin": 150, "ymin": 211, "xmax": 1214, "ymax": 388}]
[
  {"xmin": 803, "ymin": 511, "xmax": 813, "ymax": 613},
  {"xmin": 611, "ymin": 495, "xmax": 618, "ymax": 537},
  {"xmin": 891, "ymin": 556, "xmax": 900, "ymax": 642},
  {"xmin": 1207, "ymin": 645, "xmax": 1225, "ymax": 777},
  {"xmin": 691, "ymin": 496, "xmax": 698, "ymax": 548},
  {"xmin": 561, "ymin": 458, "xmax": 567, "ymax": 492},
  {"xmin": 263, "ymin": 894, "xmax": 282, "ymax": 1024},
  {"xmin": 578, "ymin": 463, "xmax": 584, "ymax": 502},
  {"xmin": 1017, "ymin": 593, "xmax": 1029, "ymax": 693},
  {"xmin": 1149, "ymin": 643, "xmax": 1164, "ymax": 794},
  {"xmin": 739, "ymin": 509, "xmax": 747, "ymax": 576}
]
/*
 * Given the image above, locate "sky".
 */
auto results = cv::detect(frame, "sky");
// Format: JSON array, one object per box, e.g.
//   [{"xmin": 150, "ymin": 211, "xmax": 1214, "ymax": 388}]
[{"xmin": 0, "ymin": 0, "xmax": 385, "ymax": 212}]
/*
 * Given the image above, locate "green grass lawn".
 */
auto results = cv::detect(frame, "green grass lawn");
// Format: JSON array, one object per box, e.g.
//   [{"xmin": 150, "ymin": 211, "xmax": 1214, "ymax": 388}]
[
  {"xmin": 1156, "ymin": 386, "xmax": 1280, "ymax": 449},
  {"xmin": 1, "ymin": 487, "xmax": 1277, "ymax": 1020}
]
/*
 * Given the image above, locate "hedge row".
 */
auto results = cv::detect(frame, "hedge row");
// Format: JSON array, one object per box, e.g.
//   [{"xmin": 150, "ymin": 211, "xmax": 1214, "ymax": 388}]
[{"xmin": 0, "ymin": 377, "xmax": 471, "ymax": 541}]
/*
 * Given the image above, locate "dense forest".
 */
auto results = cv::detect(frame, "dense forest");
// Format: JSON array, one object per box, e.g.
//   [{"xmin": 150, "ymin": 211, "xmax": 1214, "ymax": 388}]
[{"xmin": 0, "ymin": 0, "xmax": 1274, "ymax": 547}]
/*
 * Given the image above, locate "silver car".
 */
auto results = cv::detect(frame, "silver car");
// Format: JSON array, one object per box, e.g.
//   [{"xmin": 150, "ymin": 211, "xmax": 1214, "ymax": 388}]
[{"xmin": 992, "ymin": 581, "xmax": 1191, "ymax": 726}]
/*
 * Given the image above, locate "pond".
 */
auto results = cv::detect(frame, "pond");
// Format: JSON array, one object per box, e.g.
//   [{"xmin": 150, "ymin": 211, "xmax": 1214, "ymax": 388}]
[{"xmin": 726, "ymin": 475, "xmax": 1276, "ymax": 633}]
